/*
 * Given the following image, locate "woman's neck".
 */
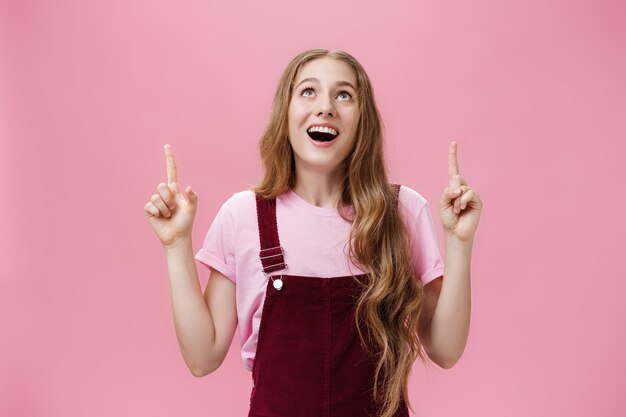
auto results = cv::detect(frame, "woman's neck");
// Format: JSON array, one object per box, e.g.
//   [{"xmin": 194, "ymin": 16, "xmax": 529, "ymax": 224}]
[{"xmin": 292, "ymin": 165, "xmax": 344, "ymax": 209}]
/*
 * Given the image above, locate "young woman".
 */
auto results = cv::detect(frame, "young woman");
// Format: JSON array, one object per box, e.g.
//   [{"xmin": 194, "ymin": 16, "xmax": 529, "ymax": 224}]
[{"xmin": 144, "ymin": 48, "xmax": 482, "ymax": 417}]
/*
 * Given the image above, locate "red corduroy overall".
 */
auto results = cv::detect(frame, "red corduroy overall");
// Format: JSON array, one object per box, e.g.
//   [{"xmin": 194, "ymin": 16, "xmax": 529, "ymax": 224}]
[{"xmin": 248, "ymin": 184, "xmax": 409, "ymax": 417}]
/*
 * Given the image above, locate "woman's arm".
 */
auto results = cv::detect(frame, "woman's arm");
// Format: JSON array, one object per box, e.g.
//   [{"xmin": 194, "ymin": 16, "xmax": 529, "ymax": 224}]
[
  {"xmin": 421, "ymin": 235, "xmax": 472, "ymax": 369},
  {"xmin": 421, "ymin": 141, "xmax": 482, "ymax": 369},
  {"xmin": 165, "ymin": 237, "xmax": 236, "ymax": 377}
]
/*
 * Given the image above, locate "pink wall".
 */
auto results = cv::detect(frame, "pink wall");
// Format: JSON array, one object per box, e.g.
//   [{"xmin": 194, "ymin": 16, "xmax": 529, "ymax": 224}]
[{"xmin": 1, "ymin": 0, "xmax": 625, "ymax": 416}]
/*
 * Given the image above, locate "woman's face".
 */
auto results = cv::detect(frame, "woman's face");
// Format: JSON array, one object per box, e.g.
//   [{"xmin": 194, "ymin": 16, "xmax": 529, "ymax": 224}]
[{"xmin": 287, "ymin": 57, "xmax": 359, "ymax": 176}]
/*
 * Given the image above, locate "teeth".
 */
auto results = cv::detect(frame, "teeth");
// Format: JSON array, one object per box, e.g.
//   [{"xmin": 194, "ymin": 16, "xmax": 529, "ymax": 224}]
[{"xmin": 307, "ymin": 126, "xmax": 338, "ymax": 136}]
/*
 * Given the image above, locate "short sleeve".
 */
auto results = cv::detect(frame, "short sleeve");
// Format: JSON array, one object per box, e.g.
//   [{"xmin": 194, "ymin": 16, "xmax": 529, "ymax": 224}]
[
  {"xmin": 399, "ymin": 186, "xmax": 445, "ymax": 286},
  {"xmin": 411, "ymin": 202, "xmax": 445, "ymax": 286},
  {"xmin": 194, "ymin": 197, "xmax": 237, "ymax": 284}
]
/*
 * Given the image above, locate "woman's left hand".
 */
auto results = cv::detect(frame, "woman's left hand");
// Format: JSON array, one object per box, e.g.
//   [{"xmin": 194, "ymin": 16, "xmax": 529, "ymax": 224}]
[{"xmin": 439, "ymin": 141, "xmax": 483, "ymax": 242}]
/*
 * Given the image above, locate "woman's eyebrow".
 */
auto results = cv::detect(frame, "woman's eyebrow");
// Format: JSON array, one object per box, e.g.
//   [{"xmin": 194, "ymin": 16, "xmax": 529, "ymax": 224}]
[{"xmin": 296, "ymin": 77, "xmax": 356, "ymax": 90}]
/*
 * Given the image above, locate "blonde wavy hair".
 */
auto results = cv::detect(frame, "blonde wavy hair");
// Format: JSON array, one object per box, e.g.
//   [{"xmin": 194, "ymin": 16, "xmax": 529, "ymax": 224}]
[{"xmin": 251, "ymin": 48, "xmax": 432, "ymax": 417}]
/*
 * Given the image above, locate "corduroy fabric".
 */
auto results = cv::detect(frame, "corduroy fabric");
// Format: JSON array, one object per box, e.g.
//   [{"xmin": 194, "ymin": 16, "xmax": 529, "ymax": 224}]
[{"xmin": 249, "ymin": 184, "xmax": 409, "ymax": 417}]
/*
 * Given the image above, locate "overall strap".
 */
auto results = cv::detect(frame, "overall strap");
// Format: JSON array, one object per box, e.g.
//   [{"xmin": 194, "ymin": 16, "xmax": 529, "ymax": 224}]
[{"xmin": 255, "ymin": 193, "xmax": 287, "ymax": 275}]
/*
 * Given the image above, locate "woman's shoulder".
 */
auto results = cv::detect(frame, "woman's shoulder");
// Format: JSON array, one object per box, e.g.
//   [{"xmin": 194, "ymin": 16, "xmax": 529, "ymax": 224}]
[
  {"xmin": 396, "ymin": 183, "xmax": 429, "ymax": 216},
  {"xmin": 396, "ymin": 183, "xmax": 427, "ymax": 204},
  {"xmin": 218, "ymin": 188, "xmax": 257, "ymax": 215}
]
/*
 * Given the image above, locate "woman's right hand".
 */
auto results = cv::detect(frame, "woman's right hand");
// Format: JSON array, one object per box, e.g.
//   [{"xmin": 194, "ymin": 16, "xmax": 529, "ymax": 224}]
[{"xmin": 144, "ymin": 144, "xmax": 198, "ymax": 248}]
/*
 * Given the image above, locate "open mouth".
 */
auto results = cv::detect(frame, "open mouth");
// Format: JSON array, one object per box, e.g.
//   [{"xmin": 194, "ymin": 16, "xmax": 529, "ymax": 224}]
[{"xmin": 307, "ymin": 127, "xmax": 339, "ymax": 142}]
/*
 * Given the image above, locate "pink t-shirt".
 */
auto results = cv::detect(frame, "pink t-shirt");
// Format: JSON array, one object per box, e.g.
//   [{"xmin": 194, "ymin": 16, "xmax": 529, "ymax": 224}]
[{"xmin": 194, "ymin": 185, "xmax": 445, "ymax": 372}]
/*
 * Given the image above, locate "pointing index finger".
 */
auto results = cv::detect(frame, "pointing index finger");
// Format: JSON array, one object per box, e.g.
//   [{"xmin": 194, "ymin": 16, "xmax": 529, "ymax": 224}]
[
  {"xmin": 448, "ymin": 140, "xmax": 459, "ymax": 179},
  {"xmin": 164, "ymin": 144, "xmax": 178, "ymax": 185}
]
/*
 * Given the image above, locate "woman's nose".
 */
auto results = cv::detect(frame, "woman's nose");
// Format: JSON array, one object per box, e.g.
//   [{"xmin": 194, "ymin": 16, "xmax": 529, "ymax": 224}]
[{"xmin": 316, "ymin": 95, "xmax": 335, "ymax": 117}]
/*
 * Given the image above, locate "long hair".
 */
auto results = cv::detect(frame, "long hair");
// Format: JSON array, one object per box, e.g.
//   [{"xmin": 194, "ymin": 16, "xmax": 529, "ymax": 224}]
[{"xmin": 251, "ymin": 48, "xmax": 431, "ymax": 417}]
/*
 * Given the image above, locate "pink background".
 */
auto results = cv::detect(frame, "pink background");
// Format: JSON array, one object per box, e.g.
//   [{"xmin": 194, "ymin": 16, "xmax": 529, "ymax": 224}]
[{"xmin": 1, "ymin": 0, "xmax": 625, "ymax": 416}]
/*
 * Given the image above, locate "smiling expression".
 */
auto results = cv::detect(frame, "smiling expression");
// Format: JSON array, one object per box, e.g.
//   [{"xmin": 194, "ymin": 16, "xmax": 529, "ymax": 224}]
[{"xmin": 287, "ymin": 57, "xmax": 359, "ymax": 175}]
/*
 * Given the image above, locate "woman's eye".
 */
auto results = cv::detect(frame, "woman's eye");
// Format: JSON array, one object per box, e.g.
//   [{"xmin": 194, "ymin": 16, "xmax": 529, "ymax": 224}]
[
  {"xmin": 338, "ymin": 91, "xmax": 352, "ymax": 100},
  {"xmin": 301, "ymin": 88, "xmax": 314, "ymax": 97}
]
